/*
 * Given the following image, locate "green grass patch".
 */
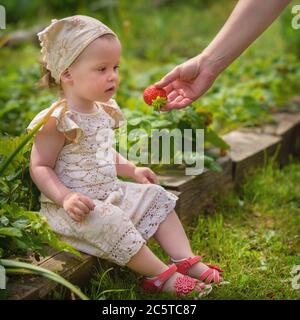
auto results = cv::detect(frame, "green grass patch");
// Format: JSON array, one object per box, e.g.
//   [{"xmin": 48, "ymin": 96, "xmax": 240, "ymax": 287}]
[{"xmin": 87, "ymin": 160, "xmax": 300, "ymax": 300}]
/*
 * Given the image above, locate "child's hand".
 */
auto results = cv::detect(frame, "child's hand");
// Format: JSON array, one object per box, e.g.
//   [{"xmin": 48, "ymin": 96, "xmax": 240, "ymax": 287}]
[
  {"xmin": 62, "ymin": 192, "xmax": 96, "ymax": 222},
  {"xmin": 132, "ymin": 167, "xmax": 159, "ymax": 184}
]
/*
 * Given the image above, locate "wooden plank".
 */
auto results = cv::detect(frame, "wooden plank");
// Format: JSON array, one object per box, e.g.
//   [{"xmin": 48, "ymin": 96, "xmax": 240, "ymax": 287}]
[
  {"xmin": 168, "ymin": 110, "xmax": 300, "ymax": 218},
  {"xmin": 159, "ymin": 156, "xmax": 233, "ymax": 223},
  {"xmin": 6, "ymin": 252, "xmax": 96, "ymax": 300},
  {"xmin": 158, "ymin": 170, "xmax": 194, "ymax": 190},
  {"xmin": 222, "ymin": 129, "xmax": 282, "ymax": 186},
  {"xmin": 291, "ymin": 96, "xmax": 300, "ymax": 106},
  {"xmin": 270, "ymin": 112, "xmax": 300, "ymax": 164},
  {"xmin": 177, "ymin": 156, "xmax": 233, "ymax": 223},
  {"xmin": 241, "ymin": 112, "xmax": 300, "ymax": 166},
  {"xmin": 166, "ymin": 189, "xmax": 181, "ymax": 198},
  {"xmin": 15, "ymin": 247, "xmax": 61, "ymax": 266},
  {"xmin": 1, "ymin": 25, "xmax": 43, "ymax": 47}
]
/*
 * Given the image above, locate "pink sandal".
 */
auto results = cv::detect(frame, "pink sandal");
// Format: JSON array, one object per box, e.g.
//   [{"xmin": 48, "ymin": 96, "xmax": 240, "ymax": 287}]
[
  {"xmin": 141, "ymin": 263, "xmax": 212, "ymax": 298},
  {"xmin": 171, "ymin": 256, "xmax": 226, "ymax": 285}
]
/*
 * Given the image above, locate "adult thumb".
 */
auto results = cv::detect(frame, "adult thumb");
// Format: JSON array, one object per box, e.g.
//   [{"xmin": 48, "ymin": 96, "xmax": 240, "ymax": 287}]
[{"xmin": 155, "ymin": 67, "xmax": 180, "ymax": 88}]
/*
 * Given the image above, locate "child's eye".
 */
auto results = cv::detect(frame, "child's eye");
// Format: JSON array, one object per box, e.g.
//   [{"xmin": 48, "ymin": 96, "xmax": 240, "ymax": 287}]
[
  {"xmin": 98, "ymin": 67, "xmax": 106, "ymax": 72},
  {"xmin": 114, "ymin": 65, "xmax": 119, "ymax": 71}
]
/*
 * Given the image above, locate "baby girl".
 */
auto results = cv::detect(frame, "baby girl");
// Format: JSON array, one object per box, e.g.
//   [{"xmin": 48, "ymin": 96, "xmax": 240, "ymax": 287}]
[{"xmin": 27, "ymin": 15, "xmax": 223, "ymax": 297}]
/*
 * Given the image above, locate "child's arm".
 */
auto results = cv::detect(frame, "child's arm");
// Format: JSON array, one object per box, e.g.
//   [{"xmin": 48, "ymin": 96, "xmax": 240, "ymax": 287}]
[
  {"xmin": 30, "ymin": 118, "xmax": 95, "ymax": 221},
  {"xmin": 30, "ymin": 118, "xmax": 70, "ymax": 206},
  {"xmin": 113, "ymin": 149, "xmax": 159, "ymax": 184}
]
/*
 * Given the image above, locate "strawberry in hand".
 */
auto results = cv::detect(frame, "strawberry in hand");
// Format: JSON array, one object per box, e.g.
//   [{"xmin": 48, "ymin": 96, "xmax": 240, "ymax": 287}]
[{"xmin": 143, "ymin": 85, "xmax": 168, "ymax": 112}]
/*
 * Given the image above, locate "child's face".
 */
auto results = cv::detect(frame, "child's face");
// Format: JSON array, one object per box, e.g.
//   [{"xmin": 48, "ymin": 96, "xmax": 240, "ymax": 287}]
[{"xmin": 65, "ymin": 35, "xmax": 121, "ymax": 102}]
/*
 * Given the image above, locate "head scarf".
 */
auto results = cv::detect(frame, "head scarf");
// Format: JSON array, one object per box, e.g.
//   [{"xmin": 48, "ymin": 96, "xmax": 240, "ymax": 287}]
[{"xmin": 38, "ymin": 15, "xmax": 117, "ymax": 83}]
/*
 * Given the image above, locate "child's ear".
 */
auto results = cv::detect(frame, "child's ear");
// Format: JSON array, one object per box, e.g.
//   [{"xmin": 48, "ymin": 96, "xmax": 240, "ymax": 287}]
[{"xmin": 60, "ymin": 69, "xmax": 73, "ymax": 84}]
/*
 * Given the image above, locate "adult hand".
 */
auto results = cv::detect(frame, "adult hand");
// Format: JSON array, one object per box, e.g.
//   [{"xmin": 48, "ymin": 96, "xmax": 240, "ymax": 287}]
[
  {"xmin": 155, "ymin": 54, "xmax": 217, "ymax": 111},
  {"xmin": 154, "ymin": 0, "xmax": 290, "ymax": 111}
]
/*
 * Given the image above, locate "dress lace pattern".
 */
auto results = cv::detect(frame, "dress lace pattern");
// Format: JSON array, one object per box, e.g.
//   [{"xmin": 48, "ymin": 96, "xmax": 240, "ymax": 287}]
[{"xmin": 27, "ymin": 99, "xmax": 178, "ymax": 266}]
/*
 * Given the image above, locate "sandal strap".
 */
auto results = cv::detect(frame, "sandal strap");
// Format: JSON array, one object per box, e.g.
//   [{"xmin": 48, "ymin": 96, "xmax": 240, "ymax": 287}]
[
  {"xmin": 172, "ymin": 256, "xmax": 224, "ymax": 284},
  {"xmin": 173, "ymin": 256, "xmax": 202, "ymax": 275},
  {"xmin": 199, "ymin": 268, "xmax": 214, "ymax": 282},
  {"xmin": 199, "ymin": 268, "xmax": 220, "ymax": 284},
  {"xmin": 153, "ymin": 264, "xmax": 177, "ymax": 287},
  {"xmin": 206, "ymin": 263, "xmax": 224, "ymax": 273},
  {"xmin": 206, "ymin": 270, "xmax": 216, "ymax": 284},
  {"xmin": 214, "ymin": 269, "xmax": 220, "ymax": 283},
  {"xmin": 142, "ymin": 264, "xmax": 177, "ymax": 292}
]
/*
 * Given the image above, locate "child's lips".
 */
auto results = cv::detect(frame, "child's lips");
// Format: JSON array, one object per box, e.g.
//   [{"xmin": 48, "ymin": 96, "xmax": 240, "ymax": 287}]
[{"xmin": 105, "ymin": 86, "xmax": 115, "ymax": 93}]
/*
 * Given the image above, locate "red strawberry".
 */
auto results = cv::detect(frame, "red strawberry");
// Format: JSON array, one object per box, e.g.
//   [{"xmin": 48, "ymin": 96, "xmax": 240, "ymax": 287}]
[{"xmin": 143, "ymin": 85, "xmax": 167, "ymax": 112}]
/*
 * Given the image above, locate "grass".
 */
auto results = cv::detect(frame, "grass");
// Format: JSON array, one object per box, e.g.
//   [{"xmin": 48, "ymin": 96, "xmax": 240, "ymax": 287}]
[
  {"xmin": 86, "ymin": 160, "xmax": 300, "ymax": 300},
  {"xmin": 1, "ymin": 0, "xmax": 300, "ymax": 300}
]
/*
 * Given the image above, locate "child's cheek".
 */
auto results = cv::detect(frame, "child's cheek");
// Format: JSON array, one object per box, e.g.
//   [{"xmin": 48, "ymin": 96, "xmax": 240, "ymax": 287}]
[
  {"xmin": 88, "ymin": 75, "xmax": 104, "ymax": 92},
  {"xmin": 87, "ymin": 72, "xmax": 101, "ymax": 90},
  {"xmin": 93, "ymin": 79, "xmax": 105, "ymax": 93}
]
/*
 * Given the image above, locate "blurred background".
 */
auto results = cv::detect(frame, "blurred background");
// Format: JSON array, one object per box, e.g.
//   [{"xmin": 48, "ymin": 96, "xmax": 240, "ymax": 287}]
[
  {"xmin": 1, "ymin": 2, "xmax": 300, "ymax": 300},
  {"xmin": 0, "ymin": 0, "xmax": 300, "ymax": 168}
]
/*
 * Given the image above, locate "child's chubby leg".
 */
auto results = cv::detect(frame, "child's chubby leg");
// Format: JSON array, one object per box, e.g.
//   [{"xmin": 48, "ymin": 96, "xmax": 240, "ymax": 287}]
[
  {"xmin": 126, "ymin": 244, "xmax": 185, "ymax": 293},
  {"xmin": 126, "ymin": 244, "xmax": 212, "ymax": 295},
  {"xmin": 153, "ymin": 209, "xmax": 214, "ymax": 281}
]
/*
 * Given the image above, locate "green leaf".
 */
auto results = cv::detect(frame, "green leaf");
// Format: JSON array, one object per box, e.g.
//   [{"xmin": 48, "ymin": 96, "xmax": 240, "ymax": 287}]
[
  {"xmin": 205, "ymin": 129, "xmax": 230, "ymax": 149},
  {"xmin": 0, "ymin": 227, "xmax": 22, "ymax": 238},
  {"xmin": 128, "ymin": 117, "xmax": 144, "ymax": 126},
  {"xmin": 11, "ymin": 218, "xmax": 28, "ymax": 230},
  {"xmin": 0, "ymin": 216, "xmax": 9, "ymax": 226},
  {"xmin": 151, "ymin": 120, "xmax": 173, "ymax": 128},
  {"xmin": 151, "ymin": 96, "xmax": 167, "ymax": 111},
  {"xmin": 207, "ymin": 161, "xmax": 222, "ymax": 172},
  {"xmin": 1, "ymin": 259, "xmax": 89, "ymax": 300}
]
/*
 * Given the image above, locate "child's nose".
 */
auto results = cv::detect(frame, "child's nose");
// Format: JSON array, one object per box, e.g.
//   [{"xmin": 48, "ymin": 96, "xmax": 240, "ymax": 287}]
[{"xmin": 108, "ymin": 74, "xmax": 117, "ymax": 83}]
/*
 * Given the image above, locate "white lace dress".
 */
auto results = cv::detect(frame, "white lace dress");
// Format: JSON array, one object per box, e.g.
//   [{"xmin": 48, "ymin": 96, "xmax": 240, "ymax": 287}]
[{"xmin": 27, "ymin": 99, "xmax": 178, "ymax": 266}]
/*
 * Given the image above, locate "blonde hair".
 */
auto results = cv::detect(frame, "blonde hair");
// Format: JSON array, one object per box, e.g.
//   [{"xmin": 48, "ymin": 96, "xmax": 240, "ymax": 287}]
[{"xmin": 38, "ymin": 59, "xmax": 62, "ymax": 94}]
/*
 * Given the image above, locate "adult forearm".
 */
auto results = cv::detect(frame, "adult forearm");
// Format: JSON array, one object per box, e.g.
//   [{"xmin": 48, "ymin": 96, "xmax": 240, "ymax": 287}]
[
  {"xmin": 30, "ymin": 165, "xmax": 71, "ymax": 207},
  {"xmin": 202, "ymin": 0, "xmax": 291, "ymax": 75}
]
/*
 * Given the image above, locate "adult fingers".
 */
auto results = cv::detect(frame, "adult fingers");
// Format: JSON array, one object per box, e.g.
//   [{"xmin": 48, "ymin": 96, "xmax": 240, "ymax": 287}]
[
  {"xmin": 173, "ymin": 95, "xmax": 184, "ymax": 104},
  {"xmin": 167, "ymin": 90, "xmax": 179, "ymax": 102},
  {"xmin": 154, "ymin": 67, "xmax": 180, "ymax": 88},
  {"xmin": 167, "ymin": 97, "xmax": 193, "ymax": 109},
  {"xmin": 164, "ymin": 84, "xmax": 174, "ymax": 95}
]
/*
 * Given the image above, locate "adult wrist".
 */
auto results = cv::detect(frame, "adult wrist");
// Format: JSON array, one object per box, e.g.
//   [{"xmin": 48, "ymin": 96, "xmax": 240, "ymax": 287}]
[{"xmin": 199, "ymin": 50, "xmax": 228, "ymax": 78}]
